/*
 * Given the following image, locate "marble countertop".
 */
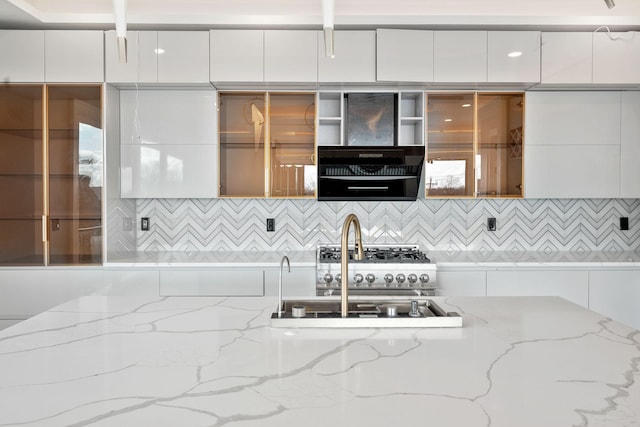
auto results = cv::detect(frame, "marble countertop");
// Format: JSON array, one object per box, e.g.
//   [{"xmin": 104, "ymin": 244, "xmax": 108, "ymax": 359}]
[
  {"xmin": 106, "ymin": 250, "xmax": 317, "ymax": 267},
  {"xmin": 1, "ymin": 295, "xmax": 638, "ymax": 426},
  {"xmin": 105, "ymin": 250, "xmax": 640, "ymax": 268}
]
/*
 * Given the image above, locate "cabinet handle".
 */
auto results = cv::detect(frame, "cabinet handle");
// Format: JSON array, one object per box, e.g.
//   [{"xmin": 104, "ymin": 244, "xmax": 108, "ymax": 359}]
[{"xmin": 42, "ymin": 215, "xmax": 47, "ymax": 242}]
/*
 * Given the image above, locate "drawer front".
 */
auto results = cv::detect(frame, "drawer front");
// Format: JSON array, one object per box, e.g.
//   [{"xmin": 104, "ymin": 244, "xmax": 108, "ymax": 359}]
[{"xmin": 160, "ymin": 269, "xmax": 264, "ymax": 296}]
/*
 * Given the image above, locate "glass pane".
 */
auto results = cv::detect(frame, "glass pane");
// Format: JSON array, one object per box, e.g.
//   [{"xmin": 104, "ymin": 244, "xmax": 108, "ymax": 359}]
[
  {"xmin": 425, "ymin": 93, "xmax": 475, "ymax": 197},
  {"xmin": 269, "ymin": 93, "xmax": 316, "ymax": 197},
  {"xmin": 0, "ymin": 85, "xmax": 44, "ymax": 265},
  {"xmin": 219, "ymin": 93, "xmax": 266, "ymax": 197},
  {"xmin": 476, "ymin": 93, "xmax": 524, "ymax": 197},
  {"xmin": 48, "ymin": 86, "xmax": 102, "ymax": 265}
]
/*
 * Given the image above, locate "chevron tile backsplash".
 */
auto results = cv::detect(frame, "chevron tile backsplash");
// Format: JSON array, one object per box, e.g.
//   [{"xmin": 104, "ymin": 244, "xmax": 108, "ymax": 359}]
[{"xmin": 129, "ymin": 198, "xmax": 640, "ymax": 254}]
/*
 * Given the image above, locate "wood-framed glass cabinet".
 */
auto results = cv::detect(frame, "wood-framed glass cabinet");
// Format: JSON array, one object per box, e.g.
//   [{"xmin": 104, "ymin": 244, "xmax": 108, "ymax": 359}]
[
  {"xmin": 0, "ymin": 84, "xmax": 103, "ymax": 266},
  {"xmin": 425, "ymin": 92, "xmax": 524, "ymax": 198},
  {"xmin": 218, "ymin": 91, "xmax": 316, "ymax": 198}
]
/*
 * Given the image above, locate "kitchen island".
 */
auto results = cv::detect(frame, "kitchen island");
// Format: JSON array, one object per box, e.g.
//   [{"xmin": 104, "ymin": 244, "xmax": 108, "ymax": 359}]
[{"xmin": 0, "ymin": 296, "xmax": 638, "ymax": 426}]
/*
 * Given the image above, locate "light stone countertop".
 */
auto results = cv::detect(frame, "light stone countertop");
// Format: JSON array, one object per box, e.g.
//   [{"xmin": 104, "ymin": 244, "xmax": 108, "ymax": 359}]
[
  {"xmin": 105, "ymin": 250, "xmax": 640, "ymax": 268},
  {"xmin": 0, "ymin": 295, "xmax": 638, "ymax": 426}
]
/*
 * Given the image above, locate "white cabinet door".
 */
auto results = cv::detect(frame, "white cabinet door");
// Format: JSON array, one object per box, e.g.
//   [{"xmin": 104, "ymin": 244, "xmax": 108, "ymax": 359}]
[
  {"xmin": 102, "ymin": 269, "xmax": 160, "ymax": 296},
  {"xmin": 318, "ymin": 31, "xmax": 376, "ymax": 83},
  {"xmin": 210, "ymin": 29, "xmax": 264, "ymax": 82},
  {"xmin": 264, "ymin": 266, "xmax": 316, "ymax": 297},
  {"xmin": 45, "ymin": 31, "xmax": 104, "ymax": 82},
  {"xmin": 160, "ymin": 269, "xmax": 264, "ymax": 296},
  {"xmin": 119, "ymin": 90, "xmax": 218, "ymax": 198},
  {"xmin": 524, "ymin": 91, "xmax": 622, "ymax": 198},
  {"xmin": 487, "ymin": 270, "xmax": 589, "ymax": 308},
  {"xmin": 264, "ymin": 30, "xmax": 317, "ymax": 82},
  {"xmin": 436, "ymin": 271, "xmax": 487, "ymax": 296},
  {"xmin": 433, "ymin": 31, "xmax": 487, "ymax": 82},
  {"xmin": 105, "ymin": 30, "xmax": 158, "ymax": 83},
  {"xmin": 0, "ymin": 269, "xmax": 105, "ymax": 317},
  {"xmin": 525, "ymin": 145, "xmax": 620, "ymax": 198},
  {"xmin": 589, "ymin": 270, "xmax": 640, "ymax": 331},
  {"xmin": 525, "ymin": 92, "xmax": 621, "ymax": 146},
  {"xmin": 376, "ymin": 29, "xmax": 434, "ymax": 82},
  {"xmin": 0, "ymin": 30, "xmax": 44, "ymax": 82},
  {"xmin": 593, "ymin": 32, "xmax": 640, "ymax": 84},
  {"xmin": 488, "ymin": 31, "xmax": 540, "ymax": 83},
  {"xmin": 120, "ymin": 144, "xmax": 218, "ymax": 198},
  {"xmin": 157, "ymin": 31, "xmax": 209, "ymax": 83},
  {"xmin": 541, "ymin": 32, "xmax": 592, "ymax": 84},
  {"xmin": 620, "ymin": 92, "xmax": 640, "ymax": 198}
]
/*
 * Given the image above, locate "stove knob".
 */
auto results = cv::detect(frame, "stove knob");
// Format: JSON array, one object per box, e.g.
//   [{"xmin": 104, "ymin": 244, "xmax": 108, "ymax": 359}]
[
  {"xmin": 323, "ymin": 273, "xmax": 333, "ymax": 285},
  {"xmin": 354, "ymin": 273, "xmax": 364, "ymax": 285},
  {"xmin": 419, "ymin": 273, "xmax": 430, "ymax": 284},
  {"xmin": 365, "ymin": 273, "xmax": 376, "ymax": 285},
  {"xmin": 407, "ymin": 274, "xmax": 418, "ymax": 284},
  {"xmin": 395, "ymin": 274, "xmax": 406, "ymax": 285},
  {"xmin": 384, "ymin": 273, "xmax": 394, "ymax": 285},
  {"xmin": 335, "ymin": 273, "xmax": 342, "ymax": 285}
]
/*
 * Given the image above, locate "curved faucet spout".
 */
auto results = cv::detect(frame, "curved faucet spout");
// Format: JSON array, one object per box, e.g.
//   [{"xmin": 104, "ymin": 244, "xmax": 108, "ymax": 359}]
[
  {"xmin": 341, "ymin": 214, "xmax": 364, "ymax": 318},
  {"xmin": 278, "ymin": 255, "xmax": 290, "ymax": 318}
]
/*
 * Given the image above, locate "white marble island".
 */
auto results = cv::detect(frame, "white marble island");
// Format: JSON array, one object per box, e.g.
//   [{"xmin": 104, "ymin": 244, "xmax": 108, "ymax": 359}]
[{"xmin": 0, "ymin": 296, "xmax": 638, "ymax": 426}]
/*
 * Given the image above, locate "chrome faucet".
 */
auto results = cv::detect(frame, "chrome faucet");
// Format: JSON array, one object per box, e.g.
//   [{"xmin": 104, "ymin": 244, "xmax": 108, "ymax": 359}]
[
  {"xmin": 340, "ymin": 214, "xmax": 364, "ymax": 318},
  {"xmin": 278, "ymin": 255, "xmax": 290, "ymax": 318}
]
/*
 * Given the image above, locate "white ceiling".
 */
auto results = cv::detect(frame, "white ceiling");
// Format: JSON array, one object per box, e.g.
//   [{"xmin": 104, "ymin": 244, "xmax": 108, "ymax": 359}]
[{"xmin": 1, "ymin": 0, "xmax": 639, "ymax": 30}]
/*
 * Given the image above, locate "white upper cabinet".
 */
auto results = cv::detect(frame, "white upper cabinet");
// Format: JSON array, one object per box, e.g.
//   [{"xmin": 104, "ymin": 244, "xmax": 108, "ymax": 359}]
[
  {"xmin": 45, "ymin": 31, "xmax": 104, "ymax": 82},
  {"xmin": 433, "ymin": 31, "xmax": 487, "ymax": 83},
  {"xmin": 525, "ymin": 92, "xmax": 621, "ymax": 146},
  {"xmin": 318, "ymin": 31, "xmax": 376, "ymax": 83},
  {"xmin": 621, "ymin": 91, "xmax": 640, "ymax": 198},
  {"xmin": 105, "ymin": 30, "xmax": 158, "ymax": 83},
  {"xmin": 524, "ymin": 91, "xmax": 622, "ymax": 198},
  {"xmin": 376, "ymin": 29, "xmax": 434, "ymax": 82},
  {"xmin": 488, "ymin": 31, "xmax": 540, "ymax": 83},
  {"xmin": 106, "ymin": 31, "xmax": 209, "ymax": 84},
  {"xmin": 593, "ymin": 31, "xmax": 640, "ymax": 84},
  {"xmin": 0, "ymin": 30, "xmax": 44, "ymax": 82},
  {"xmin": 210, "ymin": 30, "xmax": 317, "ymax": 83},
  {"xmin": 264, "ymin": 30, "xmax": 318, "ymax": 82},
  {"xmin": 541, "ymin": 32, "xmax": 592, "ymax": 84},
  {"xmin": 119, "ymin": 90, "xmax": 218, "ymax": 198},
  {"xmin": 157, "ymin": 31, "xmax": 209, "ymax": 83},
  {"xmin": 210, "ymin": 30, "xmax": 264, "ymax": 82}
]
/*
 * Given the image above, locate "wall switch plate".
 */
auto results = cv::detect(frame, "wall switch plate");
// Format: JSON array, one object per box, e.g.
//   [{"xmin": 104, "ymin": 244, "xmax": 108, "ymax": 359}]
[
  {"xmin": 620, "ymin": 217, "xmax": 629, "ymax": 231},
  {"xmin": 487, "ymin": 217, "xmax": 497, "ymax": 231},
  {"xmin": 141, "ymin": 217, "xmax": 150, "ymax": 231},
  {"xmin": 266, "ymin": 218, "xmax": 275, "ymax": 232},
  {"xmin": 123, "ymin": 217, "xmax": 133, "ymax": 231}
]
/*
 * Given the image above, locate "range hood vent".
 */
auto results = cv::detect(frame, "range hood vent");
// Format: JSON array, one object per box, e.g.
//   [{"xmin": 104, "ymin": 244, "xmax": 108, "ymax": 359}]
[{"xmin": 317, "ymin": 146, "xmax": 425, "ymax": 201}]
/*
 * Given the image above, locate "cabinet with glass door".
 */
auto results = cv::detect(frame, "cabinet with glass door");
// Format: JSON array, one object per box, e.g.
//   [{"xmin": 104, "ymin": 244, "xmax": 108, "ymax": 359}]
[
  {"xmin": 218, "ymin": 91, "xmax": 316, "ymax": 198},
  {"xmin": 0, "ymin": 84, "xmax": 102, "ymax": 266},
  {"xmin": 425, "ymin": 92, "xmax": 523, "ymax": 198}
]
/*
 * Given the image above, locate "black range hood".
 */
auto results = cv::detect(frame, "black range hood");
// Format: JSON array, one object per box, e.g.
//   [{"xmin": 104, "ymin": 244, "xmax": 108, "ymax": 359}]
[{"xmin": 317, "ymin": 146, "xmax": 425, "ymax": 201}]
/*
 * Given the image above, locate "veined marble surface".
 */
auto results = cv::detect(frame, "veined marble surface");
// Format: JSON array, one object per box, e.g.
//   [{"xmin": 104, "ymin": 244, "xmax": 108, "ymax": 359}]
[
  {"xmin": 0, "ymin": 296, "xmax": 639, "ymax": 426},
  {"xmin": 105, "ymin": 250, "xmax": 640, "ymax": 269},
  {"xmin": 106, "ymin": 250, "xmax": 316, "ymax": 268}
]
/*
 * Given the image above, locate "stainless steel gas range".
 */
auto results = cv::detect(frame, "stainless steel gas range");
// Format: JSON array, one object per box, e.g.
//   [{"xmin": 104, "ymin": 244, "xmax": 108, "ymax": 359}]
[{"xmin": 316, "ymin": 244, "xmax": 437, "ymax": 296}]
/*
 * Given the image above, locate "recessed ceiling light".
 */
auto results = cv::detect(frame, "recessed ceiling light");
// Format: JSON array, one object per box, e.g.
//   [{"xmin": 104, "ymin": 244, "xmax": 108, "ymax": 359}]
[
  {"xmin": 508, "ymin": 51, "xmax": 523, "ymax": 58},
  {"xmin": 444, "ymin": 118, "xmax": 453, "ymax": 122},
  {"xmin": 154, "ymin": 48, "xmax": 165, "ymax": 55},
  {"xmin": 462, "ymin": 103, "xmax": 471, "ymax": 108}
]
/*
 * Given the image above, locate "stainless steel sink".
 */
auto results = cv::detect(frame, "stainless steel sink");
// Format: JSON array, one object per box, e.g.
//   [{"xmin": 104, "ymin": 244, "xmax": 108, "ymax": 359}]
[{"xmin": 270, "ymin": 297, "xmax": 462, "ymax": 328}]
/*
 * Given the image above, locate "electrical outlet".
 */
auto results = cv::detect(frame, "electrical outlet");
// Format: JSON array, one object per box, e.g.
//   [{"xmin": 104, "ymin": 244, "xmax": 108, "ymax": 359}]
[
  {"xmin": 123, "ymin": 217, "xmax": 133, "ymax": 231},
  {"xmin": 487, "ymin": 217, "xmax": 497, "ymax": 231},
  {"xmin": 141, "ymin": 217, "xmax": 150, "ymax": 231},
  {"xmin": 266, "ymin": 218, "xmax": 275, "ymax": 232},
  {"xmin": 620, "ymin": 217, "xmax": 629, "ymax": 231}
]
